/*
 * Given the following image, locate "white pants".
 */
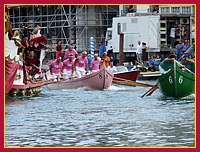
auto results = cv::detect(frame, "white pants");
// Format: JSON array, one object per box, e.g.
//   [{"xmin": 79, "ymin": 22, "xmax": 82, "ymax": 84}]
[
  {"xmin": 52, "ymin": 73, "xmax": 61, "ymax": 81},
  {"xmin": 76, "ymin": 67, "xmax": 85, "ymax": 78},
  {"xmin": 91, "ymin": 69, "xmax": 99, "ymax": 73},
  {"xmin": 63, "ymin": 69, "xmax": 72, "ymax": 79},
  {"xmin": 137, "ymin": 53, "xmax": 142, "ymax": 64}
]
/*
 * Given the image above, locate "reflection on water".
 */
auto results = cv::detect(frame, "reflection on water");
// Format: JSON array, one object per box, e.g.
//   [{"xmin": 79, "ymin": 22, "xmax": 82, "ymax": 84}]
[{"xmin": 5, "ymin": 82, "xmax": 195, "ymax": 147}]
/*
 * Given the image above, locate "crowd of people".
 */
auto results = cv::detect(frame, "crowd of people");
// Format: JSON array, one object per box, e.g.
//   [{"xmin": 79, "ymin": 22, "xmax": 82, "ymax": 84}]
[
  {"xmin": 135, "ymin": 39, "xmax": 195, "ymax": 72},
  {"xmin": 21, "ymin": 23, "xmax": 194, "ymax": 81},
  {"xmin": 48, "ymin": 43, "xmax": 115, "ymax": 81}
]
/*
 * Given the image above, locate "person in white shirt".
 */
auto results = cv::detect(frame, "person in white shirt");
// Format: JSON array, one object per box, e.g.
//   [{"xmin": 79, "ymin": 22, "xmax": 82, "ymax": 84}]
[
  {"xmin": 136, "ymin": 41, "xmax": 142, "ymax": 64},
  {"xmin": 108, "ymin": 62, "xmax": 117, "ymax": 73},
  {"xmin": 170, "ymin": 25, "xmax": 176, "ymax": 48}
]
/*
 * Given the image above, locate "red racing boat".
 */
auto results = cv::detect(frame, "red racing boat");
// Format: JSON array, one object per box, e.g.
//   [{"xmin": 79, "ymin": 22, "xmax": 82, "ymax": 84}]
[{"xmin": 113, "ymin": 66, "xmax": 140, "ymax": 81}]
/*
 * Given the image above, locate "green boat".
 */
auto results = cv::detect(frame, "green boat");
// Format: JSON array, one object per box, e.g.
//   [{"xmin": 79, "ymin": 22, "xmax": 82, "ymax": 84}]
[{"xmin": 158, "ymin": 58, "xmax": 195, "ymax": 98}]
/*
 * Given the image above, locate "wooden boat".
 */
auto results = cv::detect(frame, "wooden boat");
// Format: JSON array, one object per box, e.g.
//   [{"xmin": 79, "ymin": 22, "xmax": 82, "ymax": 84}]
[
  {"xmin": 46, "ymin": 67, "xmax": 114, "ymax": 90},
  {"xmin": 113, "ymin": 66, "xmax": 140, "ymax": 81},
  {"xmin": 5, "ymin": 7, "xmax": 45, "ymax": 97},
  {"xmin": 138, "ymin": 71, "xmax": 161, "ymax": 80},
  {"xmin": 158, "ymin": 58, "xmax": 195, "ymax": 98}
]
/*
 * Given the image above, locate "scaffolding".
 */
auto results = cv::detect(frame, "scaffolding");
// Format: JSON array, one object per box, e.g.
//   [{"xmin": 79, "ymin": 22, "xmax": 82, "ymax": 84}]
[{"xmin": 8, "ymin": 5, "xmax": 119, "ymax": 53}]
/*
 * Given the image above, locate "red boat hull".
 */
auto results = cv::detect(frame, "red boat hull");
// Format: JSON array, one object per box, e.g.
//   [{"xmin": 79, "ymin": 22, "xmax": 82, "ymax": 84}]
[{"xmin": 114, "ymin": 70, "xmax": 140, "ymax": 81}]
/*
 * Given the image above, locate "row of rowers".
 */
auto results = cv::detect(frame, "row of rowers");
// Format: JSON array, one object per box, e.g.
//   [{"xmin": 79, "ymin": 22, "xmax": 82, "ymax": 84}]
[{"xmin": 49, "ymin": 50, "xmax": 111, "ymax": 81}]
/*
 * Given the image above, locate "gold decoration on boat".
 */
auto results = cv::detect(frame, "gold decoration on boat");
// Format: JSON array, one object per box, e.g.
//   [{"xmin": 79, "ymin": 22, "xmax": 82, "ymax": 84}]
[
  {"xmin": 15, "ymin": 73, "xmax": 21, "ymax": 80},
  {"xmin": 5, "ymin": 55, "xmax": 20, "ymax": 64}
]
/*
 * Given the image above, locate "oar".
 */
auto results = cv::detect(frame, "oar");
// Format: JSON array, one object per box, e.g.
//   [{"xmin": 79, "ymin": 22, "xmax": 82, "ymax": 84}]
[
  {"xmin": 113, "ymin": 77, "xmax": 154, "ymax": 88},
  {"xmin": 140, "ymin": 82, "xmax": 159, "ymax": 98},
  {"xmin": 175, "ymin": 60, "xmax": 195, "ymax": 75},
  {"xmin": 178, "ymin": 45, "xmax": 192, "ymax": 61},
  {"xmin": 43, "ymin": 79, "xmax": 66, "ymax": 85}
]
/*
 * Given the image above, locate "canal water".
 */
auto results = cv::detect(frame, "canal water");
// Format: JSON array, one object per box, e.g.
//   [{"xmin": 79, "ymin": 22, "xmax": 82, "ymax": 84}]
[{"xmin": 5, "ymin": 80, "xmax": 195, "ymax": 147}]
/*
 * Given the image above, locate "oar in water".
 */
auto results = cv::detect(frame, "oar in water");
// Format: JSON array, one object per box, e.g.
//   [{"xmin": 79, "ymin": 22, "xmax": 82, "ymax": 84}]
[
  {"xmin": 140, "ymin": 81, "xmax": 159, "ymax": 98},
  {"xmin": 113, "ymin": 77, "xmax": 154, "ymax": 88}
]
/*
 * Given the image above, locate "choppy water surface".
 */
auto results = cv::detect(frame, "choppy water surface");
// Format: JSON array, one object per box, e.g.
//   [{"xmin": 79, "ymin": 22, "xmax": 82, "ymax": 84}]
[{"xmin": 5, "ymin": 81, "xmax": 195, "ymax": 147}]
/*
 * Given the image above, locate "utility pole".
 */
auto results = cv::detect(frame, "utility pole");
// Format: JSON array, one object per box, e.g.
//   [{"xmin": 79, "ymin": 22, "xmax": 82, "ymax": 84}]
[{"xmin": 119, "ymin": 33, "xmax": 124, "ymax": 65}]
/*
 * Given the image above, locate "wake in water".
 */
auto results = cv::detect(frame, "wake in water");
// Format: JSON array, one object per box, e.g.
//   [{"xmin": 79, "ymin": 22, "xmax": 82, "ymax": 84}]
[{"xmin": 158, "ymin": 94, "xmax": 195, "ymax": 104}]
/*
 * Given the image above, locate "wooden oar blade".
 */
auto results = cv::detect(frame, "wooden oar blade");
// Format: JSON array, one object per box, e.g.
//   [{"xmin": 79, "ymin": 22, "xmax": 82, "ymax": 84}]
[
  {"xmin": 146, "ymin": 85, "xmax": 159, "ymax": 96},
  {"xmin": 113, "ymin": 77, "xmax": 154, "ymax": 88},
  {"xmin": 140, "ymin": 84, "xmax": 159, "ymax": 98}
]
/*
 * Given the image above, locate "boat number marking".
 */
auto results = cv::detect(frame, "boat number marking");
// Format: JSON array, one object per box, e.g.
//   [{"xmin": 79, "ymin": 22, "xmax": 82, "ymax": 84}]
[
  {"xmin": 168, "ymin": 75, "xmax": 183, "ymax": 84},
  {"xmin": 169, "ymin": 76, "xmax": 173, "ymax": 84},
  {"xmin": 99, "ymin": 73, "xmax": 102, "ymax": 79},
  {"xmin": 179, "ymin": 75, "xmax": 183, "ymax": 84}
]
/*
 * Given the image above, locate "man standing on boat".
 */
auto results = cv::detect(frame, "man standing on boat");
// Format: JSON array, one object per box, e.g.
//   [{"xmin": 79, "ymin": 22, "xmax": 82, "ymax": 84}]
[
  {"xmin": 90, "ymin": 54, "xmax": 101, "ymax": 73},
  {"xmin": 74, "ymin": 51, "xmax": 88, "ymax": 78},
  {"xmin": 26, "ymin": 50, "xmax": 40, "ymax": 78},
  {"xmin": 99, "ymin": 42, "xmax": 106, "ymax": 58},
  {"xmin": 50, "ymin": 56, "xmax": 63, "ymax": 81},
  {"xmin": 62, "ymin": 54, "xmax": 74, "ymax": 79},
  {"xmin": 175, "ymin": 40, "xmax": 184, "ymax": 60},
  {"xmin": 55, "ymin": 40, "xmax": 63, "ymax": 59},
  {"xmin": 64, "ymin": 44, "xmax": 78, "ymax": 60},
  {"xmin": 136, "ymin": 40, "xmax": 142, "ymax": 64},
  {"xmin": 101, "ymin": 52, "xmax": 110, "ymax": 69}
]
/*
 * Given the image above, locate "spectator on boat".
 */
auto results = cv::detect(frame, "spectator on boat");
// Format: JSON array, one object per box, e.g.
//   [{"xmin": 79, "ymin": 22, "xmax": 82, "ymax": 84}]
[
  {"xmin": 184, "ymin": 42, "xmax": 195, "ymax": 58},
  {"xmin": 62, "ymin": 54, "xmax": 74, "ymax": 79},
  {"xmin": 147, "ymin": 57, "xmax": 156, "ymax": 72},
  {"xmin": 176, "ymin": 40, "xmax": 184, "ymax": 60},
  {"xmin": 74, "ymin": 51, "xmax": 88, "ymax": 78},
  {"xmin": 136, "ymin": 40, "xmax": 142, "ymax": 64},
  {"xmin": 87, "ymin": 54, "xmax": 93, "ymax": 71},
  {"xmin": 90, "ymin": 54, "xmax": 101, "ymax": 73},
  {"xmin": 141, "ymin": 42, "xmax": 149, "ymax": 67},
  {"xmin": 25, "ymin": 41, "xmax": 37, "ymax": 58},
  {"xmin": 50, "ymin": 56, "xmax": 63, "ymax": 81},
  {"xmin": 184, "ymin": 42, "xmax": 192, "ymax": 58},
  {"xmin": 99, "ymin": 42, "xmax": 106, "ymax": 58},
  {"xmin": 55, "ymin": 40, "xmax": 63, "ymax": 59},
  {"xmin": 108, "ymin": 61, "xmax": 117, "ymax": 73},
  {"xmin": 26, "ymin": 50, "xmax": 40, "ymax": 77},
  {"xmin": 154, "ymin": 55, "xmax": 162, "ymax": 70},
  {"xmin": 132, "ymin": 60, "xmax": 140, "ymax": 70},
  {"xmin": 64, "ymin": 44, "xmax": 78, "ymax": 60},
  {"xmin": 101, "ymin": 52, "xmax": 110, "ymax": 69}
]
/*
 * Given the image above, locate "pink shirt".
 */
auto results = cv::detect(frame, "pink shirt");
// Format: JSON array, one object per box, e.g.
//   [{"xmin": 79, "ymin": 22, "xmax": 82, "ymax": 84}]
[
  {"xmin": 90, "ymin": 59, "xmax": 100, "ymax": 70},
  {"xmin": 63, "ymin": 59, "xmax": 74, "ymax": 71},
  {"xmin": 51, "ymin": 60, "xmax": 63, "ymax": 74},
  {"xmin": 76, "ymin": 56, "xmax": 88, "ymax": 68},
  {"xmin": 64, "ymin": 49, "xmax": 78, "ymax": 60}
]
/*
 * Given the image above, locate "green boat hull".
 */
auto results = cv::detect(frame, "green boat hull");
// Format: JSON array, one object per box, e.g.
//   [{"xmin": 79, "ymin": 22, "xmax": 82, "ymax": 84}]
[{"xmin": 158, "ymin": 61, "xmax": 195, "ymax": 98}]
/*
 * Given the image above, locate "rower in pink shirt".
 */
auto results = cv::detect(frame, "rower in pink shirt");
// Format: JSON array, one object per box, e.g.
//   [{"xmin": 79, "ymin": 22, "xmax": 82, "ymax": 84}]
[
  {"xmin": 50, "ymin": 56, "xmax": 63, "ymax": 81},
  {"xmin": 64, "ymin": 44, "xmax": 78, "ymax": 60},
  {"xmin": 62, "ymin": 54, "xmax": 74, "ymax": 79},
  {"xmin": 74, "ymin": 51, "xmax": 88, "ymax": 78},
  {"xmin": 90, "ymin": 54, "xmax": 101, "ymax": 73}
]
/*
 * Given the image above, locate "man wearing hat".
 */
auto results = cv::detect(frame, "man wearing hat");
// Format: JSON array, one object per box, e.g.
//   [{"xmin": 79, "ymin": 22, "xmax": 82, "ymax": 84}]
[
  {"xmin": 90, "ymin": 54, "xmax": 101, "ymax": 73},
  {"xmin": 62, "ymin": 54, "xmax": 74, "ymax": 79},
  {"xmin": 74, "ymin": 51, "xmax": 88, "ymax": 78},
  {"xmin": 50, "ymin": 56, "xmax": 63, "ymax": 81}
]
